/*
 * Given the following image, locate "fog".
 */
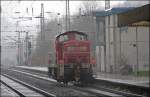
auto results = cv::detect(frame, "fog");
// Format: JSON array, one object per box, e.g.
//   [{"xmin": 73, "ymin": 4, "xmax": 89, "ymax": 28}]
[{"xmin": 1, "ymin": 1, "xmax": 149, "ymax": 67}]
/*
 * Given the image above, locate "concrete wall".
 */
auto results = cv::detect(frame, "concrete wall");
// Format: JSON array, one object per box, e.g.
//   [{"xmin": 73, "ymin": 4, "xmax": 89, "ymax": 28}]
[
  {"xmin": 103, "ymin": 14, "xmax": 149, "ymax": 73},
  {"xmin": 120, "ymin": 27, "xmax": 149, "ymax": 71}
]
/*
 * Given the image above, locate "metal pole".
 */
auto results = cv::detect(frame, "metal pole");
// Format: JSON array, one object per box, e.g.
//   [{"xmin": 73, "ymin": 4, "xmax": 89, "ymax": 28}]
[
  {"xmin": 41, "ymin": 3, "xmax": 44, "ymax": 40},
  {"xmin": 105, "ymin": 0, "xmax": 110, "ymax": 73},
  {"xmin": 66, "ymin": 0, "xmax": 68, "ymax": 31},
  {"xmin": 96, "ymin": 21, "xmax": 100, "ymax": 72},
  {"xmin": 119, "ymin": 27, "xmax": 122, "ymax": 72},
  {"xmin": 68, "ymin": 0, "xmax": 70, "ymax": 31},
  {"xmin": 99, "ymin": 46, "xmax": 101, "ymax": 72},
  {"xmin": 136, "ymin": 27, "xmax": 139, "ymax": 76},
  {"xmin": 105, "ymin": 0, "xmax": 110, "ymax": 10},
  {"xmin": 104, "ymin": 18, "xmax": 107, "ymax": 72},
  {"xmin": 113, "ymin": 15, "xmax": 116, "ymax": 73},
  {"xmin": 57, "ymin": 13, "xmax": 61, "ymax": 34},
  {"xmin": 18, "ymin": 31, "xmax": 21, "ymax": 65},
  {"xmin": 108, "ymin": 16, "xmax": 111, "ymax": 73},
  {"xmin": 40, "ymin": 12, "xmax": 42, "ymax": 40},
  {"xmin": 26, "ymin": 32, "xmax": 29, "ymax": 65},
  {"xmin": 16, "ymin": 21, "xmax": 21, "ymax": 65},
  {"xmin": 66, "ymin": 0, "xmax": 70, "ymax": 31},
  {"xmin": 148, "ymin": 27, "xmax": 150, "ymax": 74},
  {"xmin": 43, "ymin": 5, "xmax": 45, "ymax": 40}
]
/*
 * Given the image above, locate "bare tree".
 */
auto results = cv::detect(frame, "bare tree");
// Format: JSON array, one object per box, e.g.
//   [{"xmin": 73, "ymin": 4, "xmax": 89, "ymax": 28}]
[
  {"xmin": 81, "ymin": 1, "xmax": 98, "ymax": 16},
  {"xmin": 31, "ymin": 19, "xmax": 58, "ymax": 66}
]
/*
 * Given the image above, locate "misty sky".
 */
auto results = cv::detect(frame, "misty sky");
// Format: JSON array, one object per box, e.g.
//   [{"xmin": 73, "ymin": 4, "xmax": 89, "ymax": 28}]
[{"xmin": 1, "ymin": 0, "xmax": 149, "ymax": 66}]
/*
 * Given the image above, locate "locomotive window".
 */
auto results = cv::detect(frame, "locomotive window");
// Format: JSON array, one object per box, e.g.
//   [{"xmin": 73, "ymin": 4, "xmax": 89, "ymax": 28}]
[
  {"xmin": 59, "ymin": 35, "xmax": 69, "ymax": 42},
  {"xmin": 75, "ymin": 34, "xmax": 87, "ymax": 40},
  {"xmin": 59, "ymin": 36, "xmax": 64, "ymax": 42},
  {"xmin": 64, "ymin": 35, "xmax": 68, "ymax": 41}
]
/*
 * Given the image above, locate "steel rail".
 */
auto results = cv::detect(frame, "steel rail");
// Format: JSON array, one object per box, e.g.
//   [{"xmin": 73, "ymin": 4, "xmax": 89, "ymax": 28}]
[
  {"xmin": 1, "ymin": 80, "xmax": 26, "ymax": 97},
  {"xmin": 2, "ymin": 74, "xmax": 56, "ymax": 97},
  {"xmin": 2, "ymin": 69, "xmax": 123, "ymax": 97},
  {"xmin": 12, "ymin": 67, "xmax": 149, "ymax": 97},
  {"xmin": 2, "ymin": 69, "xmax": 95, "ymax": 96}
]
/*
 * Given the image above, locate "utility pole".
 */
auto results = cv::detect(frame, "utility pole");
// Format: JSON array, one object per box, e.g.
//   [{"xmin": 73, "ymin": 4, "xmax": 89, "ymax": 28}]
[
  {"xmin": 16, "ymin": 30, "xmax": 26, "ymax": 65},
  {"xmin": 105, "ymin": 0, "xmax": 110, "ymax": 10},
  {"xmin": 32, "ymin": 7, "xmax": 34, "ymax": 16},
  {"xmin": 18, "ymin": 31, "xmax": 21, "ymax": 65},
  {"xmin": 16, "ymin": 30, "xmax": 22, "ymax": 65},
  {"xmin": 57, "ymin": 13, "xmax": 61, "ymax": 34},
  {"xmin": 16, "ymin": 21, "xmax": 21, "ymax": 65},
  {"xmin": 105, "ymin": 0, "xmax": 110, "ymax": 72},
  {"xmin": 136, "ymin": 27, "xmax": 139, "ymax": 76},
  {"xmin": 25, "ymin": 31, "xmax": 29, "ymax": 65},
  {"xmin": 66, "ymin": 0, "xmax": 70, "ymax": 31},
  {"xmin": 40, "ymin": 3, "xmax": 46, "ymax": 66},
  {"xmin": 41, "ymin": 3, "xmax": 45, "ymax": 40}
]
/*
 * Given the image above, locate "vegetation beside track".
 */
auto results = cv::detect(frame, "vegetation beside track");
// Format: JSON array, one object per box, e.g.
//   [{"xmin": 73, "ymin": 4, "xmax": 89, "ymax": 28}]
[{"xmin": 131, "ymin": 70, "xmax": 149, "ymax": 77}]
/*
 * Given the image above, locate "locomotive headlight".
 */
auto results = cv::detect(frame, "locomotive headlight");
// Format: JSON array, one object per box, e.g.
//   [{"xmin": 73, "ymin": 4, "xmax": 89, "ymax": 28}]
[
  {"xmin": 67, "ymin": 46, "xmax": 76, "ymax": 51},
  {"xmin": 80, "ymin": 46, "xmax": 87, "ymax": 51},
  {"xmin": 81, "ymin": 64, "xmax": 89, "ymax": 68},
  {"xmin": 67, "ymin": 46, "xmax": 87, "ymax": 51}
]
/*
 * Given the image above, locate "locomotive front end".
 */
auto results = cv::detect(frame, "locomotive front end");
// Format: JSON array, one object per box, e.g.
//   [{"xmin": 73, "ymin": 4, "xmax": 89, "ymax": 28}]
[
  {"xmin": 63, "ymin": 33, "xmax": 93, "ymax": 83},
  {"xmin": 54, "ymin": 31, "xmax": 94, "ymax": 84}
]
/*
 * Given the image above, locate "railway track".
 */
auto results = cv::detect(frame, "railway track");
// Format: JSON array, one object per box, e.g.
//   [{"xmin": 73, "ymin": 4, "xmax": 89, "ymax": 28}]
[
  {"xmin": 13, "ymin": 66, "xmax": 149, "ymax": 97},
  {"xmin": 1, "ymin": 68, "xmax": 123, "ymax": 97},
  {"xmin": 2, "ymin": 67, "xmax": 149, "ymax": 97},
  {"xmin": 0, "ymin": 75, "xmax": 55, "ymax": 97},
  {"xmin": 1, "ymin": 82, "xmax": 19, "ymax": 97},
  {"xmin": 1, "ymin": 68, "xmax": 96, "ymax": 96}
]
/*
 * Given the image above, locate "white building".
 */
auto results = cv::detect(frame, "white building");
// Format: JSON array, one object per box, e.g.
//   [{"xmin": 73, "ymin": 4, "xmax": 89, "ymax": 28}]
[{"xmin": 95, "ymin": 4, "xmax": 149, "ymax": 73}]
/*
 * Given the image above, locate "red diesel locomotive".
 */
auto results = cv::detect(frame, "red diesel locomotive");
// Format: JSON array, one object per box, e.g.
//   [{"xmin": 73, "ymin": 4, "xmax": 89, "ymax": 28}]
[{"xmin": 48, "ymin": 31, "xmax": 95, "ymax": 84}]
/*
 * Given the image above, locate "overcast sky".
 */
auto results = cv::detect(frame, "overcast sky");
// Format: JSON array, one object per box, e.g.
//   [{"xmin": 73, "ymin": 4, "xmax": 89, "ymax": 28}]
[{"xmin": 1, "ymin": 0, "xmax": 149, "ymax": 65}]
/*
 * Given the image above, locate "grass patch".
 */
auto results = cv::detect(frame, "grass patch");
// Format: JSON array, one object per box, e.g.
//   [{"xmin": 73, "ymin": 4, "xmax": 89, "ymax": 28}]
[{"xmin": 132, "ymin": 70, "xmax": 150, "ymax": 77}]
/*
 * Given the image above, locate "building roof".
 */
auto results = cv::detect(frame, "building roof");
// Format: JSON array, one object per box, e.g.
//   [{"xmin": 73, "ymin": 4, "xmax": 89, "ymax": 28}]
[
  {"xmin": 94, "ymin": 4, "xmax": 150, "ymax": 27},
  {"xmin": 94, "ymin": 7, "xmax": 135, "ymax": 17},
  {"xmin": 118, "ymin": 4, "xmax": 150, "ymax": 26}
]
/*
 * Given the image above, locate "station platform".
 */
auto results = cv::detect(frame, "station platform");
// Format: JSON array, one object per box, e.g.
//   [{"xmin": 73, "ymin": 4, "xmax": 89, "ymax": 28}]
[
  {"xmin": 14, "ymin": 66, "xmax": 48, "ymax": 72},
  {"xmin": 95, "ymin": 72, "xmax": 149, "ymax": 88},
  {"xmin": 13, "ymin": 66, "xmax": 149, "ymax": 88}
]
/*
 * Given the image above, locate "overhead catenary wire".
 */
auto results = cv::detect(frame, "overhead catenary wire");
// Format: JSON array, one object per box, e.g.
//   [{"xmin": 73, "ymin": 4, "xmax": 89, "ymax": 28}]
[{"xmin": 1, "ymin": 1, "xmax": 42, "ymax": 65}]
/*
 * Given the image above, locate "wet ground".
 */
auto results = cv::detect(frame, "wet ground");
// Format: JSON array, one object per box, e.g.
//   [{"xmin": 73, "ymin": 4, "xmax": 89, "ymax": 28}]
[{"xmin": 95, "ymin": 72, "xmax": 149, "ymax": 87}]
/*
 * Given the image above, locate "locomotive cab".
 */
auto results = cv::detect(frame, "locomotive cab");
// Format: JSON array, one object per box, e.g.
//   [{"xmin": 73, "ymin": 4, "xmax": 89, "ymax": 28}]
[{"xmin": 50, "ymin": 31, "xmax": 94, "ymax": 84}]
